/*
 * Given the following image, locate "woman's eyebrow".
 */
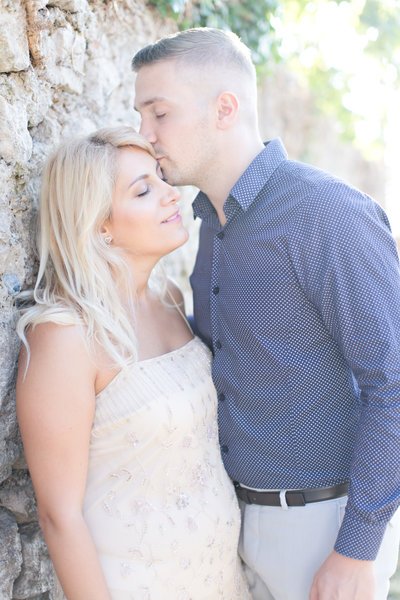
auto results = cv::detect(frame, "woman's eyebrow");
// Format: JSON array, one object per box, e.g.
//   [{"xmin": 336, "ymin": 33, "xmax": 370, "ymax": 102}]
[{"xmin": 128, "ymin": 174, "xmax": 149, "ymax": 188}]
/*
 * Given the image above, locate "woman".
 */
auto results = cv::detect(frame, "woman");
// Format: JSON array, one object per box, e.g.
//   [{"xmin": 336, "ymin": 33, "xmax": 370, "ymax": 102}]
[{"xmin": 16, "ymin": 127, "xmax": 250, "ymax": 599}]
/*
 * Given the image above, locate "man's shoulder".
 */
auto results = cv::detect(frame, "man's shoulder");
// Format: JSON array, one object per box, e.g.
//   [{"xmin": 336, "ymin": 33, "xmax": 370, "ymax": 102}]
[
  {"xmin": 261, "ymin": 140, "xmax": 371, "ymax": 207},
  {"xmin": 275, "ymin": 158, "xmax": 373, "ymax": 213}
]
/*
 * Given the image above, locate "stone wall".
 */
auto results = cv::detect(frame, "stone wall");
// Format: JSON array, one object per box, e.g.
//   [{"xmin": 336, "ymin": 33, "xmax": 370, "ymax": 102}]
[{"xmin": 0, "ymin": 1, "xmax": 181, "ymax": 597}]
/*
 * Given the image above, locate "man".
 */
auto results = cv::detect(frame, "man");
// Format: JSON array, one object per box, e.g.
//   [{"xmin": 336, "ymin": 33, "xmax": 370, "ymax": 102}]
[{"xmin": 132, "ymin": 28, "xmax": 400, "ymax": 600}]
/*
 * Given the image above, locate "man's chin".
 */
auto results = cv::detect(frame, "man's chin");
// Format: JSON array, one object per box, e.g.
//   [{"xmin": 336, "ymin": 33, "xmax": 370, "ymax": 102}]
[
  {"xmin": 159, "ymin": 163, "xmax": 187, "ymax": 187},
  {"xmin": 162, "ymin": 170, "xmax": 181, "ymax": 187},
  {"xmin": 158, "ymin": 164, "xmax": 172, "ymax": 184}
]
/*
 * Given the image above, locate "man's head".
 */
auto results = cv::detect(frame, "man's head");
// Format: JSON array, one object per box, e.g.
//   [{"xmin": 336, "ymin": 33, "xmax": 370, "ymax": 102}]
[
  {"xmin": 132, "ymin": 28, "xmax": 256, "ymax": 82},
  {"xmin": 132, "ymin": 28, "xmax": 260, "ymax": 191}
]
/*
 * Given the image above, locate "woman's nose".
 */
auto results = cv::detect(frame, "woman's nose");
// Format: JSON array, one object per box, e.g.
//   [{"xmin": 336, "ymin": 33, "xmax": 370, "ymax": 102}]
[{"xmin": 162, "ymin": 183, "xmax": 180, "ymax": 204}]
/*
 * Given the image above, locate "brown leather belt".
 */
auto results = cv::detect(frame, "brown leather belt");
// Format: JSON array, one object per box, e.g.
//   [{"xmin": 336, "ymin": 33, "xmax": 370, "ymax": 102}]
[{"xmin": 234, "ymin": 481, "xmax": 348, "ymax": 507}]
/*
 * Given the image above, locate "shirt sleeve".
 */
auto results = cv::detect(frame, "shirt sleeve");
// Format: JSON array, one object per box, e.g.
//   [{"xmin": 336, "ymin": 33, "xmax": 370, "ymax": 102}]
[{"xmin": 292, "ymin": 179, "xmax": 400, "ymax": 560}]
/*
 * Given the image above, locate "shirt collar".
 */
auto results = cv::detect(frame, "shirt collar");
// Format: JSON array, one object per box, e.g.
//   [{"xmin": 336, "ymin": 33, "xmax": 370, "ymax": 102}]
[{"xmin": 192, "ymin": 138, "xmax": 288, "ymax": 221}]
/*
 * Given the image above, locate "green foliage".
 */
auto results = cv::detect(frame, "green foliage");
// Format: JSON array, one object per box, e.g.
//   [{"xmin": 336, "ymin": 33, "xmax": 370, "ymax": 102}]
[
  {"xmin": 276, "ymin": 0, "xmax": 399, "ymax": 152},
  {"xmin": 148, "ymin": 0, "xmax": 281, "ymax": 64},
  {"xmin": 306, "ymin": 63, "xmax": 358, "ymax": 143},
  {"xmin": 149, "ymin": 0, "xmax": 187, "ymax": 19},
  {"xmin": 358, "ymin": 0, "xmax": 400, "ymax": 81}
]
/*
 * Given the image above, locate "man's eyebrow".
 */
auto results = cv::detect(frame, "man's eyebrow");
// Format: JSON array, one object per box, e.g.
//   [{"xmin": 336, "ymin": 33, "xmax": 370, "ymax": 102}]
[{"xmin": 133, "ymin": 96, "xmax": 167, "ymax": 112}]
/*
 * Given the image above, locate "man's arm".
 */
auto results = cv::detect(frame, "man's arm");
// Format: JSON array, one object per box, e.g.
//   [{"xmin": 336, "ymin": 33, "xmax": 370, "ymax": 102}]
[{"xmin": 293, "ymin": 181, "xmax": 400, "ymax": 597}]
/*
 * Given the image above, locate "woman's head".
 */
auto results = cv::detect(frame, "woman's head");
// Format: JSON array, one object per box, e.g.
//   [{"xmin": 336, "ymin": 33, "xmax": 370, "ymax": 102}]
[
  {"xmin": 39, "ymin": 127, "xmax": 155, "ymax": 292},
  {"xmin": 19, "ymin": 126, "xmax": 185, "ymax": 367},
  {"xmin": 101, "ymin": 142, "xmax": 187, "ymax": 266}
]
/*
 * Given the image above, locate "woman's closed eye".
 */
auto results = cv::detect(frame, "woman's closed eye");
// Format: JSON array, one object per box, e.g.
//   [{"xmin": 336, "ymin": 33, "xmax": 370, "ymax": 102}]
[{"xmin": 137, "ymin": 185, "xmax": 150, "ymax": 197}]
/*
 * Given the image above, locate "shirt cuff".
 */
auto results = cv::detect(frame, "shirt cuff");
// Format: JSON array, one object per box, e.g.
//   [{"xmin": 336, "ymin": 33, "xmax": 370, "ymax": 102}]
[{"xmin": 334, "ymin": 508, "xmax": 390, "ymax": 560}]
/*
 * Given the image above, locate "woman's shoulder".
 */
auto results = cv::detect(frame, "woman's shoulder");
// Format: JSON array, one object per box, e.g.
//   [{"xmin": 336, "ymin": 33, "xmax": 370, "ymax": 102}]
[
  {"xmin": 26, "ymin": 321, "xmax": 86, "ymax": 348},
  {"xmin": 20, "ymin": 322, "xmax": 94, "ymax": 383}
]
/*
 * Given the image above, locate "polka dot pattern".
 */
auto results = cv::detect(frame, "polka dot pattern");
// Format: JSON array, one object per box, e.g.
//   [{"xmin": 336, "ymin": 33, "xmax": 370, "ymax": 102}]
[{"xmin": 190, "ymin": 138, "xmax": 400, "ymax": 560}]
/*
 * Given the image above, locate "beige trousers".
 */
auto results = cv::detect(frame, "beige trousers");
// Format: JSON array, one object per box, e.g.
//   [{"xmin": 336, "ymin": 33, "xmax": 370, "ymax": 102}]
[{"xmin": 238, "ymin": 496, "xmax": 400, "ymax": 600}]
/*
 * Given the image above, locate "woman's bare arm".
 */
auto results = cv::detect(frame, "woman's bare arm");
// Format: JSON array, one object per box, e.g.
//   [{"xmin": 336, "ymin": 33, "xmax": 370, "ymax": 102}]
[{"xmin": 16, "ymin": 322, "xmax": 111, "ymax": 600}]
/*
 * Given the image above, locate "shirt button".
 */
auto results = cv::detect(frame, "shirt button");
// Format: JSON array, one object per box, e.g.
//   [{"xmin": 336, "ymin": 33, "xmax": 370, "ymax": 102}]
[
  {"xmin": 221, "ymin": 445, "xmax": 229, "ymax": 454},
  {"xmin": 215, "ymin": 340, "xmax": 222, "ymax": 350},
  {"xmin": 218, "ymin": 392, "xmax": 225, "ymax": 402},
  {"xmin": 217, "ymin": 231, "xmax": 224, "ymax": 240},
  {"xmin": 213, "ymin": 286, "xmax": 220, "ymax": 295}
]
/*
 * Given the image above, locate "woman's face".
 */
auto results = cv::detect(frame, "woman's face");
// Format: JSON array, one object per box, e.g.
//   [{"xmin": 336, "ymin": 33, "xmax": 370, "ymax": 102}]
[{"xmin": 104, "ymin": 147, "xmax": 188, "ymax": 263}]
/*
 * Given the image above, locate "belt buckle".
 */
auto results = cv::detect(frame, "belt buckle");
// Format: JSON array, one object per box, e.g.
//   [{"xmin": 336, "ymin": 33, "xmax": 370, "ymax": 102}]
[
  {"xmin": 279, "ymin": 490, "xmax": 306, "ymax": 508},
  {"xmin": 279, "ymin": 490, "xmax": 307, "ymax": 508},
  {"xmin": 287, "ymin": 491, "xmax": 306, "ymax": 507}
]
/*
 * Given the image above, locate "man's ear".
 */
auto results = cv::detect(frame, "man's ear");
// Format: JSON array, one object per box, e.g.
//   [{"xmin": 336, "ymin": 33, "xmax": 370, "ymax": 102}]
[{"xmin": 215, "ymin": 92, "xmax": 239, "ymax": 130}]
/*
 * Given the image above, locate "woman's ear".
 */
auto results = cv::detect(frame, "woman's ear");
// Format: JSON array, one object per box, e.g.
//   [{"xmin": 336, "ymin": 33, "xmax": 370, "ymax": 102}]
[
  {"xmin": 216, "ymin": 92, "xmax": 239, "ymax": 130},
  {"xmin": 100, "ymin": 222, "xmax": 113, "ymax": 242}
]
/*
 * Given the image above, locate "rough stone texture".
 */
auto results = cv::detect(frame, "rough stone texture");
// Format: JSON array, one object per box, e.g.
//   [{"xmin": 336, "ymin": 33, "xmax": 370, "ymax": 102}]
[
  {"xmin": 0, "ymin": 509, "xmax": 22, "ymax": 599},
  {"xmin": 0, "ymin": 470, "xmax": 38, "ymax": 524},
  {"xmin": 12, "ymin": 524, "xmax": 54, "ymax": 599},
  {"xmin": 0, "ymin": 2, "xmax": 388, "ymax": 598},
  {"xmin": 0, "ymin": 1, "xmax": 30, "ymax": 73}
]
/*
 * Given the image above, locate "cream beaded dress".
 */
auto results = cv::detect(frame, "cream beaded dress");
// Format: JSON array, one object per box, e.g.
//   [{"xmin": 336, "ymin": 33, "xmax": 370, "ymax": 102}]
[{"xmin": 77, "ymin": 336, "xmax": 249, "ymax": 599}]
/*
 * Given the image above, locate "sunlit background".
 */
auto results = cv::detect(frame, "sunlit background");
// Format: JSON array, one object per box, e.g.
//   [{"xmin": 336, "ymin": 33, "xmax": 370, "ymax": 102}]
[{"xmin": 265, "ymin": 0, "xmax": 400, "ymax": 235}]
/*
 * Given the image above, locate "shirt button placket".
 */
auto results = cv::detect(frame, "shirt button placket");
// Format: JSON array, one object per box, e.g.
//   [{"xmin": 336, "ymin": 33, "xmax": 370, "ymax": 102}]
[
  {"xmin": 213, "ymin": 232, "xmax": 226, "ymax": 409},
  {"xmin": 210, "ymin": 232, "xmax": 223, "ymax": 353}
]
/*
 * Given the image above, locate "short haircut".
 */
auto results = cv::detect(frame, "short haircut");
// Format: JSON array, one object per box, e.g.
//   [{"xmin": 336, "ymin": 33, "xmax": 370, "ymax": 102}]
[{"xmin": 132, "ymin": 27, "xmax": 256, "ymax": 81}]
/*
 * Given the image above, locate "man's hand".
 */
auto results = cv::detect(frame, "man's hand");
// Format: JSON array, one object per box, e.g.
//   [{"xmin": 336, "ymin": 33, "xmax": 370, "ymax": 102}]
[{"xmin": 309, "ymin": 550, "xmax": 375, "ymax": 600}]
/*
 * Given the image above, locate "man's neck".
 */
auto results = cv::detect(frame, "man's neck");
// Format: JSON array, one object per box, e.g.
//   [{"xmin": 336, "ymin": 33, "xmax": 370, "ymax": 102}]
[{"xmin": 202, "ymin": 136, "xmax": 265, "ymax": 227}]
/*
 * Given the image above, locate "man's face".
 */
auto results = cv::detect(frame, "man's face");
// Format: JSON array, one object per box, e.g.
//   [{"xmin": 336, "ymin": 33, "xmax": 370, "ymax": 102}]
[{"xmin": 134, "ymin": 60, "xmax": 216, "ymax": 188}]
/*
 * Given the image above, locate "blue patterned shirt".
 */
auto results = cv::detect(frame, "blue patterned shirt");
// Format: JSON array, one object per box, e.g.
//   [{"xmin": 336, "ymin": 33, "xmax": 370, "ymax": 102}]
[{"xmin": 190, "ymin": 138, "xmax": 400, "ymax": 561}]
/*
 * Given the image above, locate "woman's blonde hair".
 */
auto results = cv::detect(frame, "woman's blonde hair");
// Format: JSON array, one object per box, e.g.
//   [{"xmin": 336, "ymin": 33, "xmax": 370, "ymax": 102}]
[{"xmin": 17, "ymin": 126, "xmax": 157, "ymax": 368}]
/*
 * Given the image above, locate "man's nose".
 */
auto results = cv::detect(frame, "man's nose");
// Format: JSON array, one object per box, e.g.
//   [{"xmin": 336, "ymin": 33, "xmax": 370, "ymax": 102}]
[{"xmin": 139, "ymin": 119, "xmax": 156, "ymax": 144}]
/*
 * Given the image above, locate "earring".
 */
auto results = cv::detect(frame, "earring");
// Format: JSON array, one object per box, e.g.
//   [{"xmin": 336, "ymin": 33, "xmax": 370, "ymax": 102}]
[{"xmin": 104, "ymin": 235, "xmax": 112, "ymax": 245}]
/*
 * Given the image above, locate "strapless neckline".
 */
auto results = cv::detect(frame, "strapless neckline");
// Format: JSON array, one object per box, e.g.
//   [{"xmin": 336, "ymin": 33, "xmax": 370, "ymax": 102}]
[{"xmin": 96, "ymin": 336, "xmax": 198, "ymax": 399}]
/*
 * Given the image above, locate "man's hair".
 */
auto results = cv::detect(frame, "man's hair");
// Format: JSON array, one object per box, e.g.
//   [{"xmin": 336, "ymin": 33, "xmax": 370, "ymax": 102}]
[{"xmin": 132, "ymin": 27, "xmax": 256, "ymax": 81}]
